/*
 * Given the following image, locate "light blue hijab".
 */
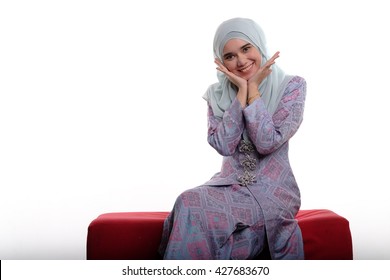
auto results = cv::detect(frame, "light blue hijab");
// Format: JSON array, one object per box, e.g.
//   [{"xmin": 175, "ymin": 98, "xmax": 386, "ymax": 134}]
[{"xmin": 203, "ymin": 18, "xmax": 292, "ymax": 119}]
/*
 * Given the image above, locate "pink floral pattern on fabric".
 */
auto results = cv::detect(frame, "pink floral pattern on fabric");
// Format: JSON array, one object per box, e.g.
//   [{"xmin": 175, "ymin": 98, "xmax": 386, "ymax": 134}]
[
  {"xmin": 206, "ymin": 211, "xmax": 229, "ymax": 230},
  {"xmin": 187, "ymin": 239, "xmax": 212, "ymax": 260}
]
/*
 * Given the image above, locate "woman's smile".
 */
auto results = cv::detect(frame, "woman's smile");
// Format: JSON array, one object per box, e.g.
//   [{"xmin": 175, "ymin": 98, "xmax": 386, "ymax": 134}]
[{"xmin": 239, "ymin": 62, "xmax": 254, "ymax": 73}]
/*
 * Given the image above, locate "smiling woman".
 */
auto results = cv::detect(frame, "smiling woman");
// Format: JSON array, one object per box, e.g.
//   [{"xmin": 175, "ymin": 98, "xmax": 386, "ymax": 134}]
[
  {"xmin": 216, "ymin": 39, "xmax": 280, "ymax": 108},
  {"xmin": 1, "ymin": 0, "xmax": 390, "ymax": 262},
  {"xmin": 222, "ymin": 41, "xmax": 262, "ymax": 78},
  {"xmin": 158, "ymin": 17, "xmax": 307, "ymax": 260}
]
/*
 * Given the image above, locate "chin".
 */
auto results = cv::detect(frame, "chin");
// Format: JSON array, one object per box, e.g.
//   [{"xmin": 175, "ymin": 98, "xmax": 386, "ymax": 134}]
[{"xmin": 243, "ymin": 73, "xmax": 255, "ymax": 81}]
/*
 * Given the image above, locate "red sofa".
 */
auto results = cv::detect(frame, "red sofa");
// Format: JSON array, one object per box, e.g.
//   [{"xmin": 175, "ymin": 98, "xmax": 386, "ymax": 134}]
[{"xmin": 86, "ymin": 209, "xmax": 353, "ymax": 260}]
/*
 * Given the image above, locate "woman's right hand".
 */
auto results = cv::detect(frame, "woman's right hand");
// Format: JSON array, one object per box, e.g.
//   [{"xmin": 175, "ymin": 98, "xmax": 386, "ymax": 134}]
[
  {"xmin": 215, "ymin": 58, "xmax": 247, "ymax": 90},
  {"xmin": 215, "ymin": 58, "xmax": 248, "ymax": 107}
]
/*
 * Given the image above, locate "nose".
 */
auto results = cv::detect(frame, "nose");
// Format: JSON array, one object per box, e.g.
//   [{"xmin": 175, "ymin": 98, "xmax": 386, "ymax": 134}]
[{"xmin": 236, "ymin": 53, "xmax": 246, "ymax": 67}]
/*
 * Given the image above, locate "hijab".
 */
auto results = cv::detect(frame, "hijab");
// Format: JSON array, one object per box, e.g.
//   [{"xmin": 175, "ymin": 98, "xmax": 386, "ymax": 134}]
[{"xmin": 203, "ymin": 18, "xmax": 292, "ymax": 119}]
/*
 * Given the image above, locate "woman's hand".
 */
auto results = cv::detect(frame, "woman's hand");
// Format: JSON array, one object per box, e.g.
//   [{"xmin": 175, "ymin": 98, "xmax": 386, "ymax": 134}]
[
  {"xmin": 215, "ymin": 58, "xmax": 247, "ymax": 90},
  {"xmin": 215, "ymin": 58, "xmax": 248, "ymax": 108},
  {"xmin": 248, "ymin": 51, "xmax": 280, "ymax": 90}
]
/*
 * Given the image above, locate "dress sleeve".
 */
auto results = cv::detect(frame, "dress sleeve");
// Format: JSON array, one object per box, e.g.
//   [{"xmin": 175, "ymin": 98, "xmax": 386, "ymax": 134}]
[
  {"xmin": 207, "ymin": 97, "xmax": 245, "ymax": 156},
  {"xmin": 243, "ymin": 76, "xmax": 307, "ymax": 155}
]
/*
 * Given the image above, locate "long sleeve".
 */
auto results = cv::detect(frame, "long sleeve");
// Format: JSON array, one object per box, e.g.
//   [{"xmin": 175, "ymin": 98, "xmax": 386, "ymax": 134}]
[
  {"xmin": 243, "ymin": 76, "xmax": 306, "ymax": 155},
  {"xmin": 207, "ymin": 97, "xmax": 245, "ymax": 156}
]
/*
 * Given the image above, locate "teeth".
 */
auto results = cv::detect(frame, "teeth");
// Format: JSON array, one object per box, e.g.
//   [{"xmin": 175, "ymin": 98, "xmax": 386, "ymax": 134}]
[{"xmin": 240, "ymin": 63, "xmax": 253, "ymax": 72}]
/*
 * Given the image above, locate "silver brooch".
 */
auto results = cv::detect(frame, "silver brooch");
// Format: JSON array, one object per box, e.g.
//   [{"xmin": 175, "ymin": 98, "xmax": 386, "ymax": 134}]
[
  {"xmin": 238, "ymin": 171, "xmax": 256, "ymax": 187},
  {"xmin": 239, "ymin": 140, "xmax": 255, "ymax": 153},
  {"xmin": 237, "ymin": 139, "xmax": 257, "ymax": 186},
  {"xmin": 241, "ymin": 154, "xmax": 256, "ymax": 171}
]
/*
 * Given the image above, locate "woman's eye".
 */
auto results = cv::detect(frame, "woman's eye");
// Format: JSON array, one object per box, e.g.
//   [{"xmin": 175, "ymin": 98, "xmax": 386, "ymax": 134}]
[{"xmin": 224, "ymin": 55, "xmax": 234, "ymax": 60}]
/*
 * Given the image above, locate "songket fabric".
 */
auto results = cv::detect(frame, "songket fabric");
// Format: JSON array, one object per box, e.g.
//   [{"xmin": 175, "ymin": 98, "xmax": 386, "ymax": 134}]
[{"xmin": 159, "ymin": 76, "xmax": 306, "ymax": 260}]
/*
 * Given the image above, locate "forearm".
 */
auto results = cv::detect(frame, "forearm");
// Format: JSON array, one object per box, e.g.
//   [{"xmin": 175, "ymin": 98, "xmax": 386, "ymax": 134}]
[
  {"xmin": 244, "ymin": 77, "xmax": 306, "ymax": 155},
  {"xmin": 243, "ymin": 99, "xmax": 284, "ymax": 154},
  {"xmin": 236, "ymin": 85, "xmax": 248, "ymax": 108},
  {"xmin": 247, "ymin": 84, "xmax": 261, "ymax": 105},
  {"xmin": 207, "ymin": 98, "xmax": 244, "ymax": 156}
]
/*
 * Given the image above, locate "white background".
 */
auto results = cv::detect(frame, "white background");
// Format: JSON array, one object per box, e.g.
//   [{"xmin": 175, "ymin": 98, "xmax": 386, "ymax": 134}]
[{"xmin": 1, "ymin": 0, "xmax": 389, "ymax": 260}]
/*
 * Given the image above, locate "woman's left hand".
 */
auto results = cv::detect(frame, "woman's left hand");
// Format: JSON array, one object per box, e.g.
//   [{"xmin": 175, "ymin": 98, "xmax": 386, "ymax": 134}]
[{"xmin": 248, "ymin": 51, "xmax": 280, "ymax": 89}]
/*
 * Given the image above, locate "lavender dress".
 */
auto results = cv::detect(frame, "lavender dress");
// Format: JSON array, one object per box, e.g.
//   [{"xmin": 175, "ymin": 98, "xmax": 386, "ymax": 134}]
[{"xmin": 159, "ymin": 76, "xmax": 306, "ymax": 260}]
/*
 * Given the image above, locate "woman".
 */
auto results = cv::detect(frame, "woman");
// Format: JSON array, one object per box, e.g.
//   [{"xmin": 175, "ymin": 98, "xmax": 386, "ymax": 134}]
[{"xmin": 159, "ymin": 17, "xmax": 306, "ymax": 260}]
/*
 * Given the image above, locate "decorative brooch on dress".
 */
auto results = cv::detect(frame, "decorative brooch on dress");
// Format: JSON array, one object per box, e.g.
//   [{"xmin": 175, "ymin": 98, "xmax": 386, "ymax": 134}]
[{"xmin": 237, "ymin": 139, "xmax": 257, "ymax": 187}]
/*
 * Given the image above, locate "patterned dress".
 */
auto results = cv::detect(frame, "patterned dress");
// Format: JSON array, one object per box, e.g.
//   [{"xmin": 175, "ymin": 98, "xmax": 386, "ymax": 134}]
[{"xmin": 159, "ymin": 76, "xmax": 306, "ymax": 259}]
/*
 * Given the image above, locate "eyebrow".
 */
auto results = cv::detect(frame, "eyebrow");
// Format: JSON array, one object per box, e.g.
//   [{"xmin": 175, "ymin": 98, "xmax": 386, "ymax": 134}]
[
  {"xmin": 241, "ymin": 43, "xmax": 252, "ymax": 49},
  {"xmin": 223, "ymin": 43, "xmax": 252, "ymax": 59}
]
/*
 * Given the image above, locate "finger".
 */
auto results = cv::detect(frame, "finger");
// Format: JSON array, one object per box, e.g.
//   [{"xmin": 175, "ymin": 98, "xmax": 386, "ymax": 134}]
[
  {"xmin": 216, "ymin": 65, "xmax": 229, "ymax": 75},
  {"xmin": 216, "ymin": 65, "xmax": 227, "ymax": 74},
  {"xmin": 264, "ymin": 57, "xmax": 279, "ymax": 69},
  {"xmin": 215, "ymin": 60, "xmax": 225, "ymax": 69},
  {"xmin": 214, "ymin": 58, "xmax": 224, "ymax": 66},
  {"xmin": 216, "ymin": 66, "xmax": 226, "ymax": 73},
  {"xmin": 267, "ymin": 52, "xmax": 280, "ymax": 65},
  {"xmin": 262, "ymin": 61, "xmax": 275, "ymax": 71},
  {"xmin": 270, "ymin": 51, "xmax": 280, "ymax": 61}
]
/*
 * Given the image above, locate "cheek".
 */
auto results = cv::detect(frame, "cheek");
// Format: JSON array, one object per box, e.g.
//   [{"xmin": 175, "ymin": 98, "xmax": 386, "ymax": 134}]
[
  {"xmin": 256, "ymin": 54, "xmax": 263, "ymax": 67},
  {"xmin": 254, "ymin": 60, "xmax": 261, "ymax": 71},
  {"xmin": 223, "ymin": 61, "xmax": 235, "ymax": 72},
  {"xmin": 251, "ymin": 49, "xmax": 262, "ymax": 66}
]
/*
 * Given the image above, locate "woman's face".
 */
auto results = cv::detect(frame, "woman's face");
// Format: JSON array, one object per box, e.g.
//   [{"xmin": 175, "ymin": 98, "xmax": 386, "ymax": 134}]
[{"xmin": 222, "ymin": 38, "xmax": 262, "ymax": 80}]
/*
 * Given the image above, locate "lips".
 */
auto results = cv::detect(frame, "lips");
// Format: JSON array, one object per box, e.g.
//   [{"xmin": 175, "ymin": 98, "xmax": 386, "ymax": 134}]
[{"xmin": 239, "ymin": 62, "xmax": 254, "ymax": 73}]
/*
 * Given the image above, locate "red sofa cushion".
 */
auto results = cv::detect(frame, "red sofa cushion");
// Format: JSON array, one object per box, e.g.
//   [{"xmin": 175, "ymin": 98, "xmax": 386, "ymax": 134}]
[
  {"xmin": 296, "ymin": 209, "xmax": 353, "ymax": 260},
  {"xmin": 86, "ymin": 209, "xmax": 352, "ymax": 260}
]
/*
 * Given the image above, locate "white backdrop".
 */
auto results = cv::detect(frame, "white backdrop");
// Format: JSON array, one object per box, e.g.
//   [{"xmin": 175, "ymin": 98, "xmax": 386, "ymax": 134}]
[{"xmin": 1, "ymin": 0, "xmax": 389, "ymax": 260}]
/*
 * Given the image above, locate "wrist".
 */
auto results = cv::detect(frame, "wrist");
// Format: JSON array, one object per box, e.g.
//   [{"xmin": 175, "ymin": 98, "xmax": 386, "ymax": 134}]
[
  {"xmin": 237, "ymin": 86, "xmax": 248, "ymax": 108},
  {"xmin": 248, "ymin": 82, "xmax": 259, "ymax": 92},
  {"xmin": 247, "ymin": 84, "xmax": 261, "ymax": 105},
  {"xmin": 247, "ymin": 93, "xmax": 260, "ymax": 105}
]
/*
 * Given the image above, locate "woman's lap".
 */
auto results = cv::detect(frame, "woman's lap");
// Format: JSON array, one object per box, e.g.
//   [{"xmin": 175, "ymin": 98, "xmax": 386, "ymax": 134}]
[{"xmin": 159, "ymin": 184, "xmax": 267, "ymax": 259}]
